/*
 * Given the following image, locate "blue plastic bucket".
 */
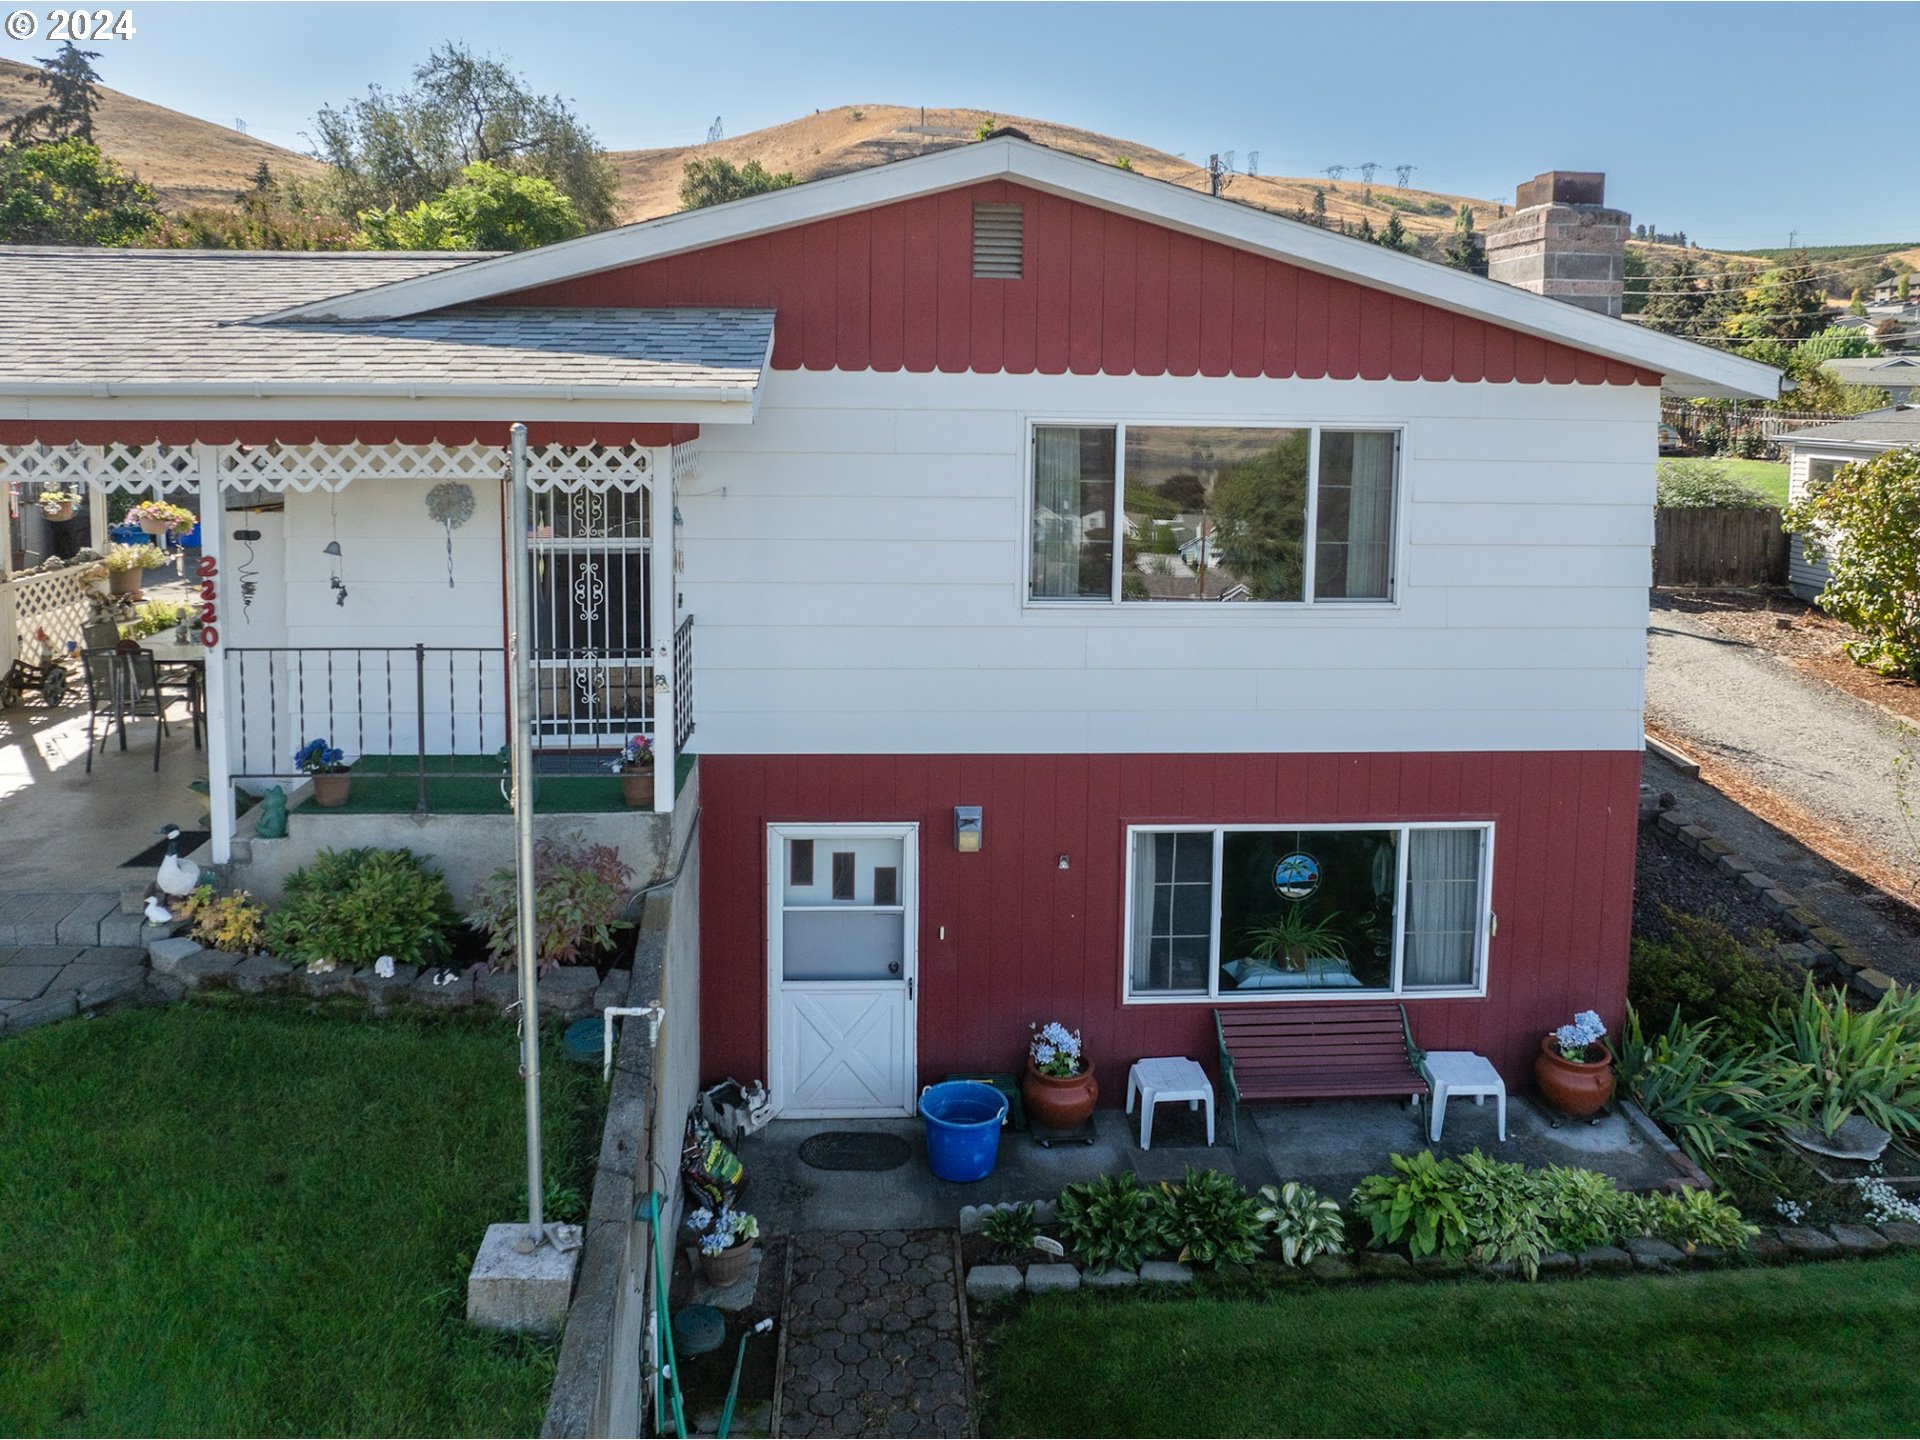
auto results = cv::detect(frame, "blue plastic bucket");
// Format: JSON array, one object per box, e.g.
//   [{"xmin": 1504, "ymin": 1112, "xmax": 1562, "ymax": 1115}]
[{"xmin": 920, "ymin": 1080, "xmax": 1009, "ymax": 1182}]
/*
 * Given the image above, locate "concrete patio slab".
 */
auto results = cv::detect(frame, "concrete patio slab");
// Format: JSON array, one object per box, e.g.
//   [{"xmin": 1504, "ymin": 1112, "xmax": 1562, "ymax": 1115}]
[{"xmin": 744, "ymin": 1094, "xmax": 1683, "ymax": 1238}]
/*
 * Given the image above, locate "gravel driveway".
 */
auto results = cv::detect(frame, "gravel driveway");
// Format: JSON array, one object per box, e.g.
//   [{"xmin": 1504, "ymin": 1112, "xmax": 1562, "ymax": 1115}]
[{"xmin": 1645, "ymin": 598, "xmax": 1916, "ymax": 889}]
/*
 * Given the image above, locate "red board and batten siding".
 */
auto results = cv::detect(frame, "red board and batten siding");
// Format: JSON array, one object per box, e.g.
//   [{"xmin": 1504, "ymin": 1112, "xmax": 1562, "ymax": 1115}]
[
  {"xmin": 493, "ymin": 181, "xmax": 1662, "ymax": 387},
  {"xmin": 698, "ymin": 749, "xmax": 1640, "ymax": 1098}
]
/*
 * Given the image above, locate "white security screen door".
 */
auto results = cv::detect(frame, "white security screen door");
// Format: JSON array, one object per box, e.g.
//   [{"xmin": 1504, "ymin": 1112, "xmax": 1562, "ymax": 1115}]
[
  {"xmin": 768, "ymin": 824, "xmax": 918, "ymax": 1118},
  {"xmin": 527, "ymin": 489, "xmax": 654, "ymax": 748}
]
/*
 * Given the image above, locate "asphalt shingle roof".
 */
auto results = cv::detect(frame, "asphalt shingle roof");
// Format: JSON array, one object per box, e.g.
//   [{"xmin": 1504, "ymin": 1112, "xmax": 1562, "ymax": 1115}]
[
  {"xmin": 1782, "ymin": 405, "xmax": 1920, "ymax": 449},
  {"xmin": 0, "ymin": 248, "xmax": 772, "ymax": 398}
]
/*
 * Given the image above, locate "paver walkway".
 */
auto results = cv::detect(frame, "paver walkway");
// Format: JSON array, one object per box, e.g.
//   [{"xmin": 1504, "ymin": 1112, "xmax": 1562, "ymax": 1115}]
[
  {"xmin": 0, "ymin": 943, "xmax": 148, "ymax": 1036},
  {"xmin": 778, "ymin": 1229, "xmax": 970, "ymax": 1438}
]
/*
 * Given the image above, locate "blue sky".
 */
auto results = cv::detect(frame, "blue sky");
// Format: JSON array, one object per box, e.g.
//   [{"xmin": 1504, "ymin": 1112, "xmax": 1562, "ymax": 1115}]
[{"xmin": 1, "ymin": 2, "xmax": 1905, "ymax": 250}]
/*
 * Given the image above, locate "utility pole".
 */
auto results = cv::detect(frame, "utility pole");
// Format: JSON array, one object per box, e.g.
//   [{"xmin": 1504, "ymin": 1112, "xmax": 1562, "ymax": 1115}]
[
  {"xmin": 1209, "ymin": 154, "xmax": 1222, "ymax": 197},
  {"xmin": 505, "ymin": 423, "xmax": 545, "ymax": 1256}
]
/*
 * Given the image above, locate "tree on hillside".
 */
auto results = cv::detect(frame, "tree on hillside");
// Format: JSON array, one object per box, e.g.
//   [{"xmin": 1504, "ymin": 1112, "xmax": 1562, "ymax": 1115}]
[
  {"xmin": 6, "ymin": 43, "xmax": 104, "ymax": 145},
  {"xmin": 1622, "ymin": 246, "xmax": 1649, "ymax": 314},
  {"xmin": 1442, "ymin": 205, "xmax": 1484, "ymax": 275},
  {"xmin": 1725, "ymin": 252, "xmax": 1827, "ymax": 343},
  {"xmin": 1376, "ymin": 211, "xmax": 1414, "ymax": 253},
  {"xmin": 678, "ymin": 157, "xmax": 797, "ymax": 211},
  {"xmin": 358, "ymin": 160, "xmax": 584, "ymax": 251},
  {"xmin": 1311, "ymin": 188, "xmax": 1326, "ymax": 221},
  {"xmin": 1638, "ymin": 256, "xmax": 1705, "ymax": 336},
  {"xmin": 0, "ymin": 137, "xmax": 158, "ymax": 244},
  {"xmin": 1849, "ymin": 288, "xmax": 1868, "ymax": 317},
  {"xmin": 310, "ymin": 42, "xmax": 616, "ymax": 230}
]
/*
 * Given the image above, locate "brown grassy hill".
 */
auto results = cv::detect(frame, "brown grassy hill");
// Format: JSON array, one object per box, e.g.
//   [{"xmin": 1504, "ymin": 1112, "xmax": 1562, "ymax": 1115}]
[
  {"xmin": 605, "ymin": 104, "xmax": 1512, "ymax": 239},
  {"xmin": 0, "ymin": 56, "xmax": 324, "ymax": 208}
]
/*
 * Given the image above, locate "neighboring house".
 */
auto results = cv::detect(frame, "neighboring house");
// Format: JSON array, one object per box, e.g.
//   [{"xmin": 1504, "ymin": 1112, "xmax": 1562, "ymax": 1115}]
[
  {"xmin": 1817, "ymin": 355, "xmax": 1920, "ymax": 403},
  {"xmin": 1872, "ymin": 274, "xmax": 1915, "ymax": 305},
  {"xmin": 0, "ymin": 137, "xmax": 1776, "ymax": 1113},
  {"xmin": 1779, "ymin": 405, "xmax": 1920, "ymax": 601}
]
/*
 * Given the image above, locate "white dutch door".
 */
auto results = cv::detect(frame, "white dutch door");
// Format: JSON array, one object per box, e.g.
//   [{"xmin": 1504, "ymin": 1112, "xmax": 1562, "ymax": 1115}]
[{"xmin": 768, "ymin": 825, "xmax": 918, "ymax": 1118}]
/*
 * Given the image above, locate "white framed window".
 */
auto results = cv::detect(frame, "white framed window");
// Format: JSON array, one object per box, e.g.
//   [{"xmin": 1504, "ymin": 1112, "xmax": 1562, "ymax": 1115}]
[
  {"xmin": 1028, "ymin": 423, "xmax": 1400, "ymax": 605},
  {"xmin": 1123, "ymin": 821, "xmax": 1492, "ymax": 1004}
]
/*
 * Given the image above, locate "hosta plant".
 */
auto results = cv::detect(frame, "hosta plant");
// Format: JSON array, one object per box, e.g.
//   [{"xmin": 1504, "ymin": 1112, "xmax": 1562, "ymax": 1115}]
[
  {"xmin": 1533, "ymin": 1165, "xmax": 1635, "ymax": 1255},
  {"xmin": 1452, "ymin": 1151, "xmax": 1551, "ymax": 1279},
  {"xmin": 1628, "ymin": 1187, "xmax": 1756, "ymax": 1252},
  {"xmin": 1349, "ymin": 1150, "xmax": 1470, "ymax": 1261},
  {"xmin": 1156, "ymin": 1167, "xmax": 1266, "ymax": 1268},
  {"xmin": 980, "ymin": 1202, "xmax": 1040, "ymax": 1256},
  {"xmin": 1255, "ymin": 1182, "xmax": 1346, "ymax": 1266},
  {"xmin": 1057, "ymin": 1172, "xmax": 1168, "ymax": 1273}
]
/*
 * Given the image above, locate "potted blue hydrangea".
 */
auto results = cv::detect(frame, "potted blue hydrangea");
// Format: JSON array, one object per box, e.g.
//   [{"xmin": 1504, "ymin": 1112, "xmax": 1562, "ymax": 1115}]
[
  {"xmin": 1023, "ymin": 1019, "xmax": 1098, "ymax": 1131},
  {"xmin": 1536, "ymin": 1009, "xmax": 1614, "ymax": 1116},
  {"xmin": 688, "ymin": 1204, "xmax": 759, "ymax": 1286},
  {"xmin": 295, "ymin": 737, "xmax": 352, "ymax": 808}
]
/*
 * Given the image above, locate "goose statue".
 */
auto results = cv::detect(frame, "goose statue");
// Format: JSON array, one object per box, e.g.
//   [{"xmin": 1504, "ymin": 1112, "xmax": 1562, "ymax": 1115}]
[{"xmin": 155, "ymin": 823, "xmax": 201, "ymax": 899}]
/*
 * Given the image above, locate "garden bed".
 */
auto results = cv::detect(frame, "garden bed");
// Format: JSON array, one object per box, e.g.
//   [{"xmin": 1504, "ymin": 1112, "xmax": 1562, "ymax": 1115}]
[
  {"xmin": 0, "ymin": 1004, "xmax": 601, "ymax": 1436},
  {"xmin": 1633, "ymin": 823, "xmax": 1791, "ymax": 948}
]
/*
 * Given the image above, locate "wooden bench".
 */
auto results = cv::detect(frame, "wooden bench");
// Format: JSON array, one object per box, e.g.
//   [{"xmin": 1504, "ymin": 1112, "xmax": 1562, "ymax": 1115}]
[{"xmin": 1214, "ymin": 1003, "xmax": 1429, "ymax": 1148}]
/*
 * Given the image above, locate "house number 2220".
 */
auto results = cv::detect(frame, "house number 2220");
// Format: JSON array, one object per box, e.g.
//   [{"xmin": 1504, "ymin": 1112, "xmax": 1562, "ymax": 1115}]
[{"xmin": 196, "ymin": 556, "xmax": 219, "ymax": 648}]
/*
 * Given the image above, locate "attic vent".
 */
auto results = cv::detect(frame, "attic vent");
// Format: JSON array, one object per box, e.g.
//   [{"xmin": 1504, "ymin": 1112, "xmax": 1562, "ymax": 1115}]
[{"xmin": 973, "ymin": 203, "xmax": 1024, "ymax": 279}]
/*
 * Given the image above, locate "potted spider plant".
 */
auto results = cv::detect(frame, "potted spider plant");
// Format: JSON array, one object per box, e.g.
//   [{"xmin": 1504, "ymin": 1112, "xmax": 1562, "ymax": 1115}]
[{"xmin": 1241, "ymin": 903, "xmax": 1348, "ymax": 973}]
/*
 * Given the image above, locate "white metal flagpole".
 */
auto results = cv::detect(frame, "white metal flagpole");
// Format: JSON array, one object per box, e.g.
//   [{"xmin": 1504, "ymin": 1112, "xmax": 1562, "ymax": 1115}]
[{"xmin": 507, "ymin": 423, "xmax": 545, "ymax": 1253}]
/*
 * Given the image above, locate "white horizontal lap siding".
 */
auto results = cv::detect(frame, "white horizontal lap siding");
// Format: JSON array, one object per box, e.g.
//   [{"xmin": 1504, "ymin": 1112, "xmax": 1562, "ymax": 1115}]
[
  {"xmin": 678, "ymin": 370, "xmax": 1659, "ymax": 756},
  {"xmin": 1785, "ymin": 447, "xmax": 1832, "ymax": 602}
]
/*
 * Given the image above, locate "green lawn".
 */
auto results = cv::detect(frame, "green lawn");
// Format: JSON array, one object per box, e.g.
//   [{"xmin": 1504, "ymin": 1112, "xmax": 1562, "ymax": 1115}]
[
  {"xmin": 0, "ymin": 1004, "xmax": 598, "ymax": 1437},
  {"xmin": 979, "ymin": 1256, "xmax": 1920, "ymax": 1437},
  {"xmin": 1715, "ymin": 459, "xmax": 1789, "ymax": 505}
]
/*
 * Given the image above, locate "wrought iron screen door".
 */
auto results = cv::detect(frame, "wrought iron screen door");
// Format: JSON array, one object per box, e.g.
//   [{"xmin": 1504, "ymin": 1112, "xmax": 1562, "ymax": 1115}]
[{"xmin": 528, "ymin": 490, "xmax": 654, "ymax": 748}]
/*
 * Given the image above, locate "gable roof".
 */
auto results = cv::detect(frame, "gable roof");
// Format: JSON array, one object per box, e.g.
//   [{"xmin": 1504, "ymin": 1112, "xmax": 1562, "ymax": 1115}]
[
  {"xmin": 1780, "ymin": 404, "xmax": 1920, "ymax": 451},
  {"xmin": 0, "ymin": 248, "xmax": 771, "ymax": 425},
  {"xmin": 258, "ymin": 136, "xmax": 1778, "ymax": 401}
]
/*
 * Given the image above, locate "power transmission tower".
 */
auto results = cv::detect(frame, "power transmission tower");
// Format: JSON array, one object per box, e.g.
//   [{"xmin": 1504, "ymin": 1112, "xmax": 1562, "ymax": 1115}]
[
  {"xmin": 706, "ymin": 116, "xmax": 724, "ymax": 143},
  {"xmin": 1247, "ymin": 151, "xmax": 1259, "ymax": 177},
  {"xmin": 1357, "ymin": 161, "xmax": 1378, "ymax": 185},
  {"xmin": 1322, "ymin": 164, "xmax": 1347, "ymax": 183},
  {"xmin": 234, "ymin": 118, "xmax": 247, "ymax": 135},
  {"xmin": 1394, "ymin": 164, "xmax": 1415, "ymax": 189},
  {"xmin": 1222, "ymin": 150, "xmax": 1235, "ymax": 174}
]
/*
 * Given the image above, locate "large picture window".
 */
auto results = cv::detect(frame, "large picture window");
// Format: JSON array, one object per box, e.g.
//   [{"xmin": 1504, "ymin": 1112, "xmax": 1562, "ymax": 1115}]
[
  {"xmin": 1127, "ymin": 823, "xmax": 1490, "ymax": 1001},
  {"xmin": 1030, "ymin": 424, "xmax": 1399, "ymax": 604}
]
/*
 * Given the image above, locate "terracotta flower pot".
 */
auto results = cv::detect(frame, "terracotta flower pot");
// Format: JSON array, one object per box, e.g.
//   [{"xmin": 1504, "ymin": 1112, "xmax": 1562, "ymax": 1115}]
[
  {"xmin": 700, "ymin": 1241, "xmax": 753, "ymax": 1288},
  {"xmin": 1023, "ymin": 1057, "xmax": 1099, "ymax": 1131},
  {"xmin": 1535, "ymin": 1037, "xmax": 1615, "ymax": 1117},
  {"xmin": 311, "ymin": 773, "xmax": 352, "ymax": 808},
  {"xmin": 137, "ymin": 517, "xmax": 173, "ymax": 537},
  {"xmin": 41, "ymin": 502, "xmax": 75, "ymax": 522},
  {"xmin": 108, "ymin": 568, "xmax": 141, "ymax": 595},
  {"xmin": 621, "ymin": 768, "xmax": 656, "ymax": 808}
]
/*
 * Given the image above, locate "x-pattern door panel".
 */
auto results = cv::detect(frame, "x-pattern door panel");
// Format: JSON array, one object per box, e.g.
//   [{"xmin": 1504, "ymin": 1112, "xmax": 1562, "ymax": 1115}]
[{"xmin": 780, "ymin": 988, "xmax": 910, "ymax": 1116}]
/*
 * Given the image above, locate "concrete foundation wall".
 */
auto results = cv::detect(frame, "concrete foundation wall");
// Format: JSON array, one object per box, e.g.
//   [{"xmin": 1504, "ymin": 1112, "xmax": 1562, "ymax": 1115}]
[
  {"xmin": 229, "ymin": 802, "xmax": 675, "ymax": 905},
  {"xmin": 543, "ymin": 765, "xmax": 702, "ymax": 1439}
]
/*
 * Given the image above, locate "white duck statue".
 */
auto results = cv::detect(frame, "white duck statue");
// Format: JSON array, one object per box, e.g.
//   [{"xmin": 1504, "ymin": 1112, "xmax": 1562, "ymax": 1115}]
[{"xmin": 155, "ymin": 823, "xmax": 201, "ymax": 899}]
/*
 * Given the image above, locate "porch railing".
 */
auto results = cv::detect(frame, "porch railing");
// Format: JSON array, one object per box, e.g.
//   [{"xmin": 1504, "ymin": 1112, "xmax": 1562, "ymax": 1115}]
[
  {"xmin": 225, "ymin": 641, "xmax": 681, "ymax": 813},
  {"xmin": 673, "ymin": 613, "xmax": 695, "ymax": 754}
]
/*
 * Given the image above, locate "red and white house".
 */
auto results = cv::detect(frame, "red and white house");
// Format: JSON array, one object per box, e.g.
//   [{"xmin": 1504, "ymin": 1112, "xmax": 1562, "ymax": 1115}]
[{"xmin": 0, "ymin": 136, "xmax": 1776, "ymax": 1114}]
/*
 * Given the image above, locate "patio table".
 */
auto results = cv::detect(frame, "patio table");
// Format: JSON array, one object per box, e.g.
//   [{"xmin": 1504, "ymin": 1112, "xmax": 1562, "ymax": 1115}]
[
  {"xmin": 1424, "ymin": 1050, "xmax": 1507, "ymax": 1143},
  {"xmin": 1125, "ymin": 1056, "xmax": 1215, "ymax": 1150}
]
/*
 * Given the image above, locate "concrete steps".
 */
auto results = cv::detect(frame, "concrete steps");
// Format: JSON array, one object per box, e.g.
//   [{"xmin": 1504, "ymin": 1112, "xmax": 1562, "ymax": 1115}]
[{"xmin": 0, "ymin": 891, "xmax": 146, "ymax": 948}]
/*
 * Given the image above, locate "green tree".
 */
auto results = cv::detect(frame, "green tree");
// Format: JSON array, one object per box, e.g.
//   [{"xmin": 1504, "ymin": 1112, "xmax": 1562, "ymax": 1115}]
[
  {"xmin": 1442, "ymin": 205, "xmax": 1484, "ymax": 274},
  {"xmin": 1903, "ymin": 274, "xmax": 1912, "ymax": 304},
  {"xmin": 1786, "ymin": 448, "xmax": 1920, "ymax": 678},
  {"xmin": 0, "ymin": 137, "xmax": 158, "ymax": 245},
  {"xmin": 1849, "ymin": 288, "xmax": 1868, "ymax": 317},
  {"xmin": 1377, "ymin": 211, "xmax": 1413, "ymax": 252},
  {"xmin": 1208, "ymin": 432, "xmax": 1311, "ymax": 600},
  {"xmin": 677, "ymin": 156, "xmax": 798, "ymax": 211},
  {"xmin": 1796, "ymin": 325, "xmax": 1881, "ymax": 365},
  {"xmin": 1622, "ymin": 246, "xmax": 1649, "ymax": 314},
  {"xmin": 1639, "ymin": 256, "xmax": 1705, "ymax": 337},
  {"xmin": 310, "ymin": 42, "xmax": 616, "ymax": 230},
  {"xmin": 1311, "ymin": 187, "xmax": 1326, "ymax": 220},
  {"xmin": 6, "ymin": 43, "xmax": 104, "ymax": 145},
  {"xmin": 358, "ymin": 160, "xmax": 584, "ymax": 251},
  {"xmin": 1725, "ymin": 251, "xmax": 1827, "ymax": 342}
]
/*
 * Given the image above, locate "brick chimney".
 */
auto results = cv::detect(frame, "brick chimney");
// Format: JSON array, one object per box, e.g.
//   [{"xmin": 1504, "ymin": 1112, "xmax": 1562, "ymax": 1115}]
[{"xmin": 1483, "ymin": 171, "xmax": 1630, "ymax": 318}]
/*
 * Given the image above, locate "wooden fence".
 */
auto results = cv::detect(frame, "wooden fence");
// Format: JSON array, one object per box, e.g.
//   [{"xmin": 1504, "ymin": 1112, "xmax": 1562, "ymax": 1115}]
[
  {"xmin": 1660, "ymin": 401, "xmax": 1841, "ymax": 460},
  {"xmin": 1653, "ymin": 506, "xmax": 1789, "ymax": 587}
]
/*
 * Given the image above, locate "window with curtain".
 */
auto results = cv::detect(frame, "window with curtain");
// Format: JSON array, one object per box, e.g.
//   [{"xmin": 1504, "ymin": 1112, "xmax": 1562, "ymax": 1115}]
[
  {"xmin": 1030, "ymin": 426, "xmax": 1116, "ymax": 599},
  {"xmin": 1029, "ymin": 423, "xmax": 1398, "ymax": 604},
  {"xmin": 1126, "ymin": 822, "xmax": 1489, "ymax": 1000}
]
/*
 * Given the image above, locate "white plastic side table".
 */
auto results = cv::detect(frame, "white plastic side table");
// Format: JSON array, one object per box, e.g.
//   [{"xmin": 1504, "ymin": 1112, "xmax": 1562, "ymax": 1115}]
[
  {"xmin": 1425, "ymin": 1050, "xmax": 1507, "ymax": 1144},
  {"xmin": 1125, "ymin": 1056, "xmax": 1215, "ymax": 1150}
]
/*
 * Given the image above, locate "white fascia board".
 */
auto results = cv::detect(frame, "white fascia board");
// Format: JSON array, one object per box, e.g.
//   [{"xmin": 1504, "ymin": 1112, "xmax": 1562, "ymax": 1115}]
[
  {"xmin": 257, "ymin": 138, "xmax": 1778, "ymax": 402},
  {"xmin": 3, "ymin": 389, "xmax": 758, "ymax": 425},
  {"xmin": 1779, "ymin": 435, "xmax": 1909, "ymax": 455}
]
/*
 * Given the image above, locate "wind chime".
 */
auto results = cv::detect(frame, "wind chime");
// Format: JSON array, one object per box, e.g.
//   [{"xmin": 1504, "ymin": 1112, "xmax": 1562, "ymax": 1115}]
[{"xmin": 324, "ymin": 492, "xmax": 347, "ymax": 606}]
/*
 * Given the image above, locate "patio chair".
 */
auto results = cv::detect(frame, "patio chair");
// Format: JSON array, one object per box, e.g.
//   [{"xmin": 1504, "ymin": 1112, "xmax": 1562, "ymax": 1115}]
[
  {"xmin": 81, "ymin": 648, "xmax": 193, "ymax": 772},
  {"xmin": 82, "ymin": 618, "xmax": 121, "ymax": 653}
]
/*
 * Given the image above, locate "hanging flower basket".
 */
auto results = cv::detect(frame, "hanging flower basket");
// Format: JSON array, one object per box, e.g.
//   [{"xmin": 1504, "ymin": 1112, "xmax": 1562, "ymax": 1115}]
[
  {"xmin": 127, "ymin": 500, "xmax": 195, "ymax": 537},
  {"xmin": 38, "ymin": 489, "xmax": 79, "ymax": 523}
]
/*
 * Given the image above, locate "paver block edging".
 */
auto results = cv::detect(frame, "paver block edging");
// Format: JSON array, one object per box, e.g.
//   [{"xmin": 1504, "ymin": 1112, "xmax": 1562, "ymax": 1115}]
[{"xmin": 1137, "ymin": 1260, "xmax": 1194, "ymax": 1285}]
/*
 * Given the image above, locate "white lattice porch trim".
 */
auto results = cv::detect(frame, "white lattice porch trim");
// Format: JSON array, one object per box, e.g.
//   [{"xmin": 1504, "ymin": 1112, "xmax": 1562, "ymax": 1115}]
[{"xmin": 0, "ymin": 440, "xmax": 655, "ymax": 493}]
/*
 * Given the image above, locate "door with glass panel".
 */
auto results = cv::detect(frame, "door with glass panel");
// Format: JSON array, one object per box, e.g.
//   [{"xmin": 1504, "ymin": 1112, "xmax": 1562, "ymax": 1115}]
[
  {"xmin": 527, "ymin": 489, "xmax": 653, "ymax": 748},
  {"xmin": 768, "ymin": 825, "xmax": 919, "ymax": 1117}
]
